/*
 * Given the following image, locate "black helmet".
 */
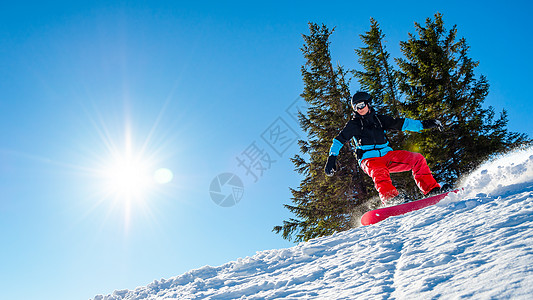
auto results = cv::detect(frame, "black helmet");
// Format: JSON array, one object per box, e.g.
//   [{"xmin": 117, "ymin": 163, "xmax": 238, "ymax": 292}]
[{"xmin": 351, "ymin": 92, "xmax": 372, "ymax": 109}]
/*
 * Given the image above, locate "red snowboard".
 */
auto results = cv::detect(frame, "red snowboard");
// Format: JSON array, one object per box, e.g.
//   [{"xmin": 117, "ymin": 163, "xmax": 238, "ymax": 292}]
[{"xmin": 360, "ymin": 189, "xmax": 460, "ymax": 226}]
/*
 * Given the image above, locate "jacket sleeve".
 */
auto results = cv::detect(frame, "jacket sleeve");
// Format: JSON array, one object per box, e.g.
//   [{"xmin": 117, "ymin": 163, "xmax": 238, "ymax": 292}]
[
  {"xmin": 378, "ymin": 115, "xmax": 423, "ymax": 132},
  {"xmin": 328, "ymin": 121, "xmax": 356, "ymax": 156},
  {"xmin": 401, "ymin": 118, "xmax": 424, "ymax": 132}
]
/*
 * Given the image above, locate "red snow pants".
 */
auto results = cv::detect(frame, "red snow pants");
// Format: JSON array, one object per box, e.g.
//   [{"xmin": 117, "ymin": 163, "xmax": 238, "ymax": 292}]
[{"xmin": 360, "ymin": 150, "xmax": 440, "ymax": 204}]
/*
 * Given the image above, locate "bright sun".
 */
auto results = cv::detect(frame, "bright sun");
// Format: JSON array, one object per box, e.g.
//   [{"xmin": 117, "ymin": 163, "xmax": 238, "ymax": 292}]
[
  {"xmin": 90, "ymin": 142, "xmax": 174, "ymax": 232},
  {"xmin": 83, "ymin": 105, "xmax": 175, "ymax": 232},
  {"xmin": 102, "ymin": 154, "xmax": 153, "ymax": 200}
]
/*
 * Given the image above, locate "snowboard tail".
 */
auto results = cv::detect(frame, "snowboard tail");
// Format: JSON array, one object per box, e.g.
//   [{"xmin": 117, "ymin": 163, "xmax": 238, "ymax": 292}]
[{"xmin": 360, "ymin": 189, "xmax": 461, "ymax": 226}]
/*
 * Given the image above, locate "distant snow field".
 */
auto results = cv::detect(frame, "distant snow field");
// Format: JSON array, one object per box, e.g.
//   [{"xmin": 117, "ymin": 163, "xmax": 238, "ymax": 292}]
[{"xmin": 95, "ymin": 147, "xmax": 533, "ymax": 299}]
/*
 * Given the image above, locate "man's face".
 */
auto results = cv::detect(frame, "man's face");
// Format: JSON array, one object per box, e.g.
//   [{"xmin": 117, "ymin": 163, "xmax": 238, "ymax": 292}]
[{"xmin": 355, "ymin": 102, "xmax": 369, "ymax": 116}]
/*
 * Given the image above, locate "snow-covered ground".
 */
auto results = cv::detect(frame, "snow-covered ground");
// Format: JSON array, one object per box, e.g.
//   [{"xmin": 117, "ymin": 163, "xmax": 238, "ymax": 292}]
[{"xmin": 95, "ymin": 147, "xmax": 533, "ymax": 300}]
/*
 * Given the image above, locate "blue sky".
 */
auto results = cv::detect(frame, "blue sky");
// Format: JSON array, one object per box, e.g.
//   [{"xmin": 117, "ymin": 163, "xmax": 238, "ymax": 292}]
[{"xmin": 1, "ymin": 1, "xmax": 532, "ymax": 299}]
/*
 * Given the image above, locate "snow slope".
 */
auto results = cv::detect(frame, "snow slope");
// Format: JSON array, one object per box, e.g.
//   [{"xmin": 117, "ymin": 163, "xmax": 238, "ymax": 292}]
[{"xmin": 95, "ymin": 147, "xmax": 533, "ymax": 300}]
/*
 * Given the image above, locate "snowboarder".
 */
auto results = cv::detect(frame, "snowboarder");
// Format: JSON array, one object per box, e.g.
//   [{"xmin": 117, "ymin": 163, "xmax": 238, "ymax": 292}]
[{"xmin": 324, "ymin": 91, "xmax": 445, "ymax": 205}]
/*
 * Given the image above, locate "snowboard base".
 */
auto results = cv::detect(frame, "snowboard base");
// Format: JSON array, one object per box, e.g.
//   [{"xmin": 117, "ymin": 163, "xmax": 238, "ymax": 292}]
[{"xmin": 360, "ymin": 189, "xmax": 461, "ymax": 226}]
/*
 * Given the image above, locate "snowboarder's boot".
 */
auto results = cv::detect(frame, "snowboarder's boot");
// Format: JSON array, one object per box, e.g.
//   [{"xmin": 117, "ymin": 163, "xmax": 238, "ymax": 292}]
[
  {"xmin": 427, "ymin": 183, "xmax": 453, "ymax": 197},
  {"xmin": 384, "ymin": 195, "xmax": 413, "ymax": 207}
]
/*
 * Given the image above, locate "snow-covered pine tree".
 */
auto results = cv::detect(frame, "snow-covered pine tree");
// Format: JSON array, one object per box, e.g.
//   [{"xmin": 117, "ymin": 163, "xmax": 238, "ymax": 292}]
[{"xmin": 273, "ymin": 23, "xmax": 374, "ymax": 242}]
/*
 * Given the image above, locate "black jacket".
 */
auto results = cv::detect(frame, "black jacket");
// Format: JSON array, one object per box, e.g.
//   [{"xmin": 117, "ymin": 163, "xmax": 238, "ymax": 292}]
[
  {"xmin": 329, "ymin": 110, "xmax": 422, "ymax": 163},
  {"xmin": 334, "ymin": 110, "xmax": 405, "ymax": 146}
]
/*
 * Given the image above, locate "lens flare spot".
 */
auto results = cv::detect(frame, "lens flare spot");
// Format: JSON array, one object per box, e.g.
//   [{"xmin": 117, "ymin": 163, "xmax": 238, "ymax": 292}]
[{"xmin": 153, "ymin": 168, "xmax": 173, "ymax": 184}]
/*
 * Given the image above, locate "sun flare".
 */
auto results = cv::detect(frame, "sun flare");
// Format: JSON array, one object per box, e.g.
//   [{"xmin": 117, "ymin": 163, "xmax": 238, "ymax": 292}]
[
  {"xmin": 81, "ymin": 102, "xmax": 177, "ymax": 232},
  {"xmin": 102, "ymin": 154, "xmax": 154, "ymax": 200}
]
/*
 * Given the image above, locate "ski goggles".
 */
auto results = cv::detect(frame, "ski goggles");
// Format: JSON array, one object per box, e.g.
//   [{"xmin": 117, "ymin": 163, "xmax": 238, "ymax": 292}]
[{"xmin": 354, "ymin": 102, "xmax": 367, "ymax": 110}]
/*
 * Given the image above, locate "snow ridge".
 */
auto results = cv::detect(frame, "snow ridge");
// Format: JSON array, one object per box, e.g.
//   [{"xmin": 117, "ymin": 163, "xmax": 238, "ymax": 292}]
[{"xmin": 95, "ymin": 147, "xmax": 533, "ymax": 300}]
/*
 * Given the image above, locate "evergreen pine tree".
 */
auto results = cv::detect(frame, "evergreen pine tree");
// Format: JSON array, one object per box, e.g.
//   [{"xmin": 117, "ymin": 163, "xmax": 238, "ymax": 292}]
[
  {"xmin": 353, "ymin": 18, "xmax": 420, "ymax": 198},
  {"xmin": 396, "ymin": 13, "xmax": 531, "ymax": 183},
  {"xmin": 354, "ymin": 18, "xmax": 401, "ymax": 118},
  {"xmin": 273, "ymin": 23, "xmax": 374, "ymax": 242},
  {"xmin": 276, "ymin": 16, "xmax": 531, "ymax": 242}
]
